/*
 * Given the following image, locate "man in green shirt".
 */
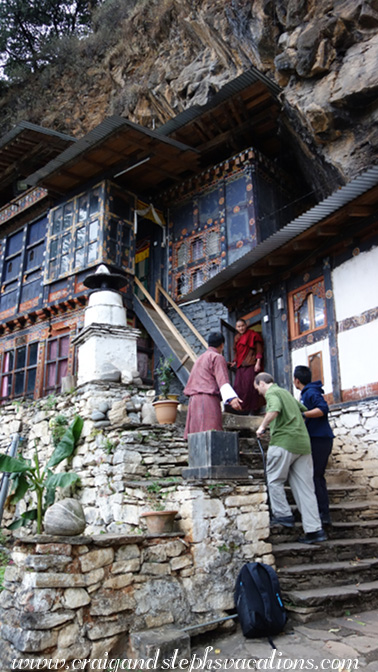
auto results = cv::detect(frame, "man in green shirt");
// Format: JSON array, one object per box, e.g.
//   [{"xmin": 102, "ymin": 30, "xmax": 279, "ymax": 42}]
[{"xmin": 254, "ymin": 372, "xmax": 327, "ymax": 544}]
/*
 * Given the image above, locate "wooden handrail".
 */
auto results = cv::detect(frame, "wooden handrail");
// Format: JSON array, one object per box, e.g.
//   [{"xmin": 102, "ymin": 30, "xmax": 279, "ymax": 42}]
[
  {"xmin": 134, "ymin": 277, "xmax": 197, "ymax": 363},
  {"xmin": 156, "ymin": 280, "xmax": 208, "ymax": 349}
]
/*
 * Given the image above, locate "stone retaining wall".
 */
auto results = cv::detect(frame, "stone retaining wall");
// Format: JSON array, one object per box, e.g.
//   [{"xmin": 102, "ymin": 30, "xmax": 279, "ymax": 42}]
[
  {"xmin": 329, "ymin": 399, "xmax": 378, "ymax": 489},
  {"xmin": 0, "ymin": 476, "xmax": 271, "ymax": 670}
]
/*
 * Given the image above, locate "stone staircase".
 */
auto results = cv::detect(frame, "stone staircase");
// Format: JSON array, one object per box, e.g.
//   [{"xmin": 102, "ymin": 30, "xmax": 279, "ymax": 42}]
[{"xmin": 238, "ymin": 429, "xmax": 378, "ymax": 622}]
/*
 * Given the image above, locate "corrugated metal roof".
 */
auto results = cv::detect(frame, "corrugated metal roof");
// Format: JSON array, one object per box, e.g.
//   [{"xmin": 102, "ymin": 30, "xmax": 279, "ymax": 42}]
[
  {"xmin": 0, "ymin": 121, "xmax": 75, "ymax": 151},
  {"xmin": 184, "ymin": 163, "xmax": 378, "ymax": 302},
  {"xmin": 27, "ymin": 116, "xmax": 199, "ymax": 187},
  {"xmin": 157, "ymin": 67, "xmax": 281, "ymax": 137}
]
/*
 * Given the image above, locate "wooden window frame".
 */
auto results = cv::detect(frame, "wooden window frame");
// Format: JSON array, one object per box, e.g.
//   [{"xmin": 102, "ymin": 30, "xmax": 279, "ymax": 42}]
[
  {"xmin": 44, "ymin": 332, "xmax": 70, "ymax": 396},
  {"xmin": 46, "ymin": 184, "xmax": 103, "ymax": 283},
  {"xmin": 0, "ymin": 341, "xmax": 39, "ymax": 401},
  {"xmin": 288, "ymin": 276, "xmax": 327, "ymax": 340}
]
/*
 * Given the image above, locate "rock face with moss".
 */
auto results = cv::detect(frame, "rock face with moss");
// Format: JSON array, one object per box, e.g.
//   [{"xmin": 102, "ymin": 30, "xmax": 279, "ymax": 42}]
[{"xmin": 0, "ymin": 0, "xmax": 377, "ymax": 190}]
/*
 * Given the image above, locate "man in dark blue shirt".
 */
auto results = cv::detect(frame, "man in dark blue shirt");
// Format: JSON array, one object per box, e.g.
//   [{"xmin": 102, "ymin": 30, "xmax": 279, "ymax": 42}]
[{"xmin": 294, "ymin": 365, "xmax": 334, "ymax": 526}]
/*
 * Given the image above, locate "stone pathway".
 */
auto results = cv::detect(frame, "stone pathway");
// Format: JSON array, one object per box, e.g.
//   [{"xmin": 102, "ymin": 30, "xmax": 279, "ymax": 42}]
[{"xmin": 191, "ymin": 610, "xmax": 378, "ymax": 670}]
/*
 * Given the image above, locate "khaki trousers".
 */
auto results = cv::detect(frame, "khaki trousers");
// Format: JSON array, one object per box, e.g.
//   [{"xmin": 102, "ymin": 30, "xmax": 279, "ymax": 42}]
[{"xmin": 266, "ymin": 445, "xmax": 322, "ymax": 533}]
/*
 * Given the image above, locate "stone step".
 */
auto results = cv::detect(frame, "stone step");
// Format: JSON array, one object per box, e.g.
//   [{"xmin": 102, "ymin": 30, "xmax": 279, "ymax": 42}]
[
  {"xmin": 266, "ymin": 500, "xmax": 378, "ymax": 526},
  {"xmin": 273, "ymin": 536, "xmax": 378, "ymax": 567},
  {"xmin": 277, "ymin": 557, "xmax": 378, "ymax": 591},
  {"xmin": 270, "ymin": 519, "xmax": 378, "ymax": 543},
  {"xmin": 283, "ymin": 579, "xmax": 378, "ymax": 623},
  {"xmin": 329, "ymin": 520, "xmax": 378, "ymax": 538}
]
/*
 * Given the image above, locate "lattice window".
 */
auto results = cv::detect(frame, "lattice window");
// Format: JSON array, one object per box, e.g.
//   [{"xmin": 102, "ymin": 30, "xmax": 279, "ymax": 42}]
[
  {"xmin": 191, "ymin": 237, "xmax": 204, "ymax": 262},
  {"xmin": 176, "ymin": 273, "xmax": 190, "ymax": 297},
  {"xmin": 177, "ymin": 242, "xmax": 187, "ymax": 268},
  {"xmin": 192, "ymin": 267, "xmax": 204, "ymax": 290},
  {"xmin": 206, "ymin": 229, "xmax": 220, "ymax": 256}
]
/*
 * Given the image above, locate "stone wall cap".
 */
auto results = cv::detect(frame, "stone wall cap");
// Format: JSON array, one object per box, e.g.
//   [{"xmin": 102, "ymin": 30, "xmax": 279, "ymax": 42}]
[{"xmin": 14, "ymin": 533, "xmax": 94, "ymax": 545}]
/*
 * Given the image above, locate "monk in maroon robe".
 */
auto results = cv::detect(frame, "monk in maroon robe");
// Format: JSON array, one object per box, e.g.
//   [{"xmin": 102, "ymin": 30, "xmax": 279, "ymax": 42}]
[
  {"xmin": 231, "ymin": 318, "xmax": 263, "ymax": 414},
  {"xmin": 184, "ymin": 332, "xmax": 242, "ymax": 438}
]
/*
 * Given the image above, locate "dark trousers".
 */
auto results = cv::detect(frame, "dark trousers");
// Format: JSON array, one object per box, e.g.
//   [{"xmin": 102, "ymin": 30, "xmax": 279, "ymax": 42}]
[{"xmin": 311, "ymin": 437, "xmax": 333, "ymax": 519}]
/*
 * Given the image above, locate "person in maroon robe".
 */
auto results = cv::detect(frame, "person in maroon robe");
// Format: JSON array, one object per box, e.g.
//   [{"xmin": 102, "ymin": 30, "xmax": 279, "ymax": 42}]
[
  {"xmin": 183, "ymin": 332, "xmax": 242, "ymax": 438},
  {"xmin": 231, "ymin": 318, "xmax": 263, "ymax": 414}
]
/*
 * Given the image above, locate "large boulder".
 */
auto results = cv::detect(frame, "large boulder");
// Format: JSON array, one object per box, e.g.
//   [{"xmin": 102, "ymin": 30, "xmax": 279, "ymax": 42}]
[{"xmin": 44, "ymin": 499, "xmax": 86, "ymax": 536}]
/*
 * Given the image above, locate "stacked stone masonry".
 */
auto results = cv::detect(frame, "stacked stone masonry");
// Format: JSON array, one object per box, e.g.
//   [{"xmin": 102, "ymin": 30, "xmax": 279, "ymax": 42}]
[
  {"xmin": 0, "ymin": 382, "xmax": 272, "ymax": 669},
  {"xmin": 0, "ymin": 384, "xmax": 377, "ymax": 668}
]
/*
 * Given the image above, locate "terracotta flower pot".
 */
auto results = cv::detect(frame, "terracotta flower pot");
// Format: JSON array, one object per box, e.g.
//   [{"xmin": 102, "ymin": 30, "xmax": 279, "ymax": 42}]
[
  {"xmin": 140, "ymin": 510, "xmax": 178, "ymax": 534},
  {"xmin": 152, "ymin": 399, "xmax": 179, "ymax": 424}
]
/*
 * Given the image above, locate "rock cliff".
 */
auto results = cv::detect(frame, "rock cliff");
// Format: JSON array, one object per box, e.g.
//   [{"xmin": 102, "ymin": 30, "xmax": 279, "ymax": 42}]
[{"xmin": 0, "ymin": 0, "xmax": 377, "ymax": 191}]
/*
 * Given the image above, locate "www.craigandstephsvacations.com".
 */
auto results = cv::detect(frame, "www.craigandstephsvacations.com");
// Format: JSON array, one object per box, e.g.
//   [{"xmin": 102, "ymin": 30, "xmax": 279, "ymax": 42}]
[{"xmin": 11, "ymin": 647, "xmax": 360, "ymax": 671}]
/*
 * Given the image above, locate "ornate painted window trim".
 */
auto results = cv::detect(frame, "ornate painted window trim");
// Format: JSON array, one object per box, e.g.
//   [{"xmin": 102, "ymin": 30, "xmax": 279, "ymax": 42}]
[{"xmin": 288, "ymin": 276, "xmax": 327, "ymax": 340}]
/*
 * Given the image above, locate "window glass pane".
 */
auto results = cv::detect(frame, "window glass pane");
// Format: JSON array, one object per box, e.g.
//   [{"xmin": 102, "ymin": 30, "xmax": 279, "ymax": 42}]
[
  {"xmin": 49, "ymin": 260, "xmax": 58, "ymax": 277},
  {"xmin": 78, "ymin": 195, "xmax": 88, "ymax": 222},
  {"xmin": 76, "ymin": 227, "xmax": 85, "ymax": 248},
  {"xmin": 58, "ymin": 360, "xmax": 68, "ymax": 382},
  {"xmin": 89, "ymin": 220, "xmax": 99, "ymax": 241},
  {"xmin": 47, "ymin": 363, "xmax": 56, "ymax": 387},
  {"xmin": 62, "ymin": 234, "xmax": 70, "ymax": 255},
  {"xmin": 63, "ymin": 202, "xmax": 73, "ymax": 230},
  {"xmin": 2, "ymin": 351, "xmax": 13, "ymax": 373},
  {"xmin": 48, "ymin": 341, "xmax": 58, "ymax": 359},
  {"xmin": 89, "ymin": 188, "xmax": 100, "ymax": 216},
  {"xmin": 1, "ymin": 375, "xmax": 11, "ymax": 397},
  {"xmin": 60, "ymin": 255, "xmax": 70, "ymax": 274},
  {"xmin": 16, "ymin": 347, "xmax": 26, "ymax": 370},
  {"xmin": 27, "ymin": 368, "xmax": 37, "ymax": 395},
  {"xmin": 75, "ymin": 248, "xmax": 85, "ymax": 268},
  {"xmin": 52, "ymin": 208, "xmax": 62, "ymax": 235},
  {"xmin": 88, "ymin": 242, "xmax": 98, "ymax": 263},
  {"xmin": 314, "ymin": 294, "xmax": 326, "ymax": 328},
  {"xmin": 29, "ymin": 343, "xmax": 38, "ymax": 366},
  {"xmin": 50, "ymin": 239, "xmax": 59, "ymax": 258},
  {"xmin": 59, "ymin": 336, "xmax": 69, "ymax": 357},
  {"xmin": 14, "ymin": 371, "xmax": 24, "ymax": 396},
  {"xmin": 298, "ymin": 298, "xmax": 310, "ymax": 334}
]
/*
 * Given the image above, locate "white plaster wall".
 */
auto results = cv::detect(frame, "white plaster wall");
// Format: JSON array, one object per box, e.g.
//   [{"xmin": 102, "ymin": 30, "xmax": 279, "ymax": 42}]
[
  {"xmin": 338, "ymin": 320, "xmax": 378, "ymax": 390},
  {"xmin": 332, "ymin": 245, "xmax": 378, "ymax": 321},
  {"xmin": 77, "ymin": 333, "xmax": 138, "ymax": 384},
  {"xmin": 291, "ymin": 337, "xmax": 332, "ymax": 398}
]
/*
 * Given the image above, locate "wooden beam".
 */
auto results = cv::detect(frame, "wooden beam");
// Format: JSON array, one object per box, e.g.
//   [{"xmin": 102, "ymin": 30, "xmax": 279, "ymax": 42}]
[{"xmin": 347, "ymin": 205, "xmax": 375, "ymax": 217}]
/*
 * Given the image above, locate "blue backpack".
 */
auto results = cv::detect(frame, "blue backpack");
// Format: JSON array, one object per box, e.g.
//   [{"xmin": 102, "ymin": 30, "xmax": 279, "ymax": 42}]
[{"xmin": 234, "ymin": 562, "xmax": 287, "ymax": 644}]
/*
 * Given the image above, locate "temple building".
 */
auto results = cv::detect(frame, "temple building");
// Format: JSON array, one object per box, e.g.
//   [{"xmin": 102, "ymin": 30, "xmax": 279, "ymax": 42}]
[{"xmin": 0, "ymin": 69, "xmax": 377, "ymax": 404}]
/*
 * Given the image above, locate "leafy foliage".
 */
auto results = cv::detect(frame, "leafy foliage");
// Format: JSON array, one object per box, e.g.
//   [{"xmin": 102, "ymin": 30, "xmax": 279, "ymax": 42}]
[
  {"xmin": 155, "ymin": 355, "xmax": 175, "ymax": 399},
  {"xmin": 0, "ymin": 0, "xmax": 101, "ymax": 78},
  {"xmin": 0, "ymin": 415, "xmax": 83, "ymax": 533}
]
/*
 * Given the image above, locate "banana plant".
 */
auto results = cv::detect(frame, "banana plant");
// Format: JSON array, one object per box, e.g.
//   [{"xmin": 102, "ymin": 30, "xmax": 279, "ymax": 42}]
[{"xmin": 0, "ymin": 415, "xmax": 83, "ymax": 534}]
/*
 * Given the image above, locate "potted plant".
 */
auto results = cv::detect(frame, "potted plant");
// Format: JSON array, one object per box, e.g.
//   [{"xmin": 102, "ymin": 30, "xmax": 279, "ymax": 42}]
[
  {"xmin": 152, "ymin": 356, "xmax": 179, "ymax": 424},
  {"xmin": 139, "ymin": 480, "xmax": 178, "ymax": 534}
]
